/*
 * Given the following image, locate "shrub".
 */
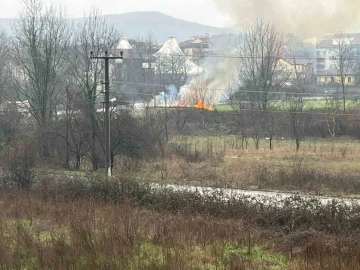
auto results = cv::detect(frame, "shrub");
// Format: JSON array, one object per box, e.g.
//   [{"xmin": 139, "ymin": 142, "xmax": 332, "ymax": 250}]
[
  {"xmin": 4, "ymin": 142, "xmax": 36, "ymax": 190},
  {"xmin": 254, "ymin": 164, "xmax": 360, "ymax": 193}
]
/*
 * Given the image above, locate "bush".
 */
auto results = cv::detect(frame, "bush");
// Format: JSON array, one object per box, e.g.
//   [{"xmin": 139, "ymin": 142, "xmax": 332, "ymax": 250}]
[
  {"xmin": 254, "ymin": 164, "xmax": 360, "ymax": 193},
  {"xmin": 167, "ymin": 141, "xmax": 225, "ymax": 164},
  {"xmin": 4, "ymin": 142, "xmax": 36, "ymax": 190}
]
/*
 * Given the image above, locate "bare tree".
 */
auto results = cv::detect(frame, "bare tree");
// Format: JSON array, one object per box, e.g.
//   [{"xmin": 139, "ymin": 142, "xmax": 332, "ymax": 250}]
[
  {"xmin": 227, "ymin": 83, "xmax": 249, "ymax": 149},
  {"xmin": 332, "ymin": 33, "xmax": 355, "ymax": 111},
  {"xmin": 285, "ymin": 58, "xmax": 314, "ymax": 151},
  {"xmin": 325, "ymin": 94, "xmax": 341, "ymax": 140},
  {"xmin": 11, "ymin": 0, "xmax": 70, "ymax": 156},
  {"xmin": 48, "ymin": 83, "xmax": 89, "ymax": 170},
  {"xmin": 235, "ymin": 19, "xmax": 288, "ymax": 149},
  {"xmin": 0, "ymin": 30, "xmax": 10, "ymax": 99},
  {"xmin": 238, "ymin": 19, "xmax": 287, "ymax": 111},
  {"xmin": 68, "ymin": 9, "xmax": 119, "ymax": 170}
]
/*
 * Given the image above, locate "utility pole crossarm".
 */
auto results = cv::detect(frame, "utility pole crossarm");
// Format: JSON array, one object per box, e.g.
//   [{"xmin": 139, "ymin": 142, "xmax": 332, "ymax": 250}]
[
  {"xmin": 89, "ymin": 50, "xmax": 124, "ymax": 177},
  {"xmin": 91, "ymin": 56, "xmax": 125, "ymax": 60}
]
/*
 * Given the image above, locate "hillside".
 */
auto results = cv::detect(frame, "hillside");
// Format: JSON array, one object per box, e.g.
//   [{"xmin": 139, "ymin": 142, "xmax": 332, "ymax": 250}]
[
  {"xmin": 103, "ymin": 12, "xmax": 232, "ymax": 42},
  {"xmin": 0, "ymin": 12, "xmax": 233, "ymax": 43}
]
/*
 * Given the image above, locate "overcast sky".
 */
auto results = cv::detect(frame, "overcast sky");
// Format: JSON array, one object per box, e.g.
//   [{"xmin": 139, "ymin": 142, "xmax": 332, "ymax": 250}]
[{"xmin": 0, "ymin": 0, "xmax": 234, "ymax": 27}]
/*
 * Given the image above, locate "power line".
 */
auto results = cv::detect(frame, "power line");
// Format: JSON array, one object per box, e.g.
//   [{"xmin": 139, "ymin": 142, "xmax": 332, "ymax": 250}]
[
  {"xmin": 147, "ymin": 53, "xmax": 360, "ymax": 61},
  {"xmin": 113, "ymin": 81, "xmax": 360, "ymax": 98}
]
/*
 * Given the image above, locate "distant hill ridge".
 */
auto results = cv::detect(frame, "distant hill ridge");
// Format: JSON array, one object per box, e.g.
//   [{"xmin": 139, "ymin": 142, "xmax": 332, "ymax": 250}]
[
  {"xmin": 0, "ymin": 11, "xmax": 233, "ymax": 43},
  {"xmin": 103, "ymin": 12, "xmax": 232, "ymax": 42}
]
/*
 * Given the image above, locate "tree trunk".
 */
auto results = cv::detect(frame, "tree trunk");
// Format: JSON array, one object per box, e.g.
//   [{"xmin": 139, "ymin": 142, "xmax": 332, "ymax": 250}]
[
  {"xmin": 90, "ymin": 110, "xmax": 99, "ymax": 171},
  {"xmin": 254, "ymin": 137, "xmax": 260, "ymax": 150},
  {"xmin": 296, "ymin": 138, "xmax": 300, "ymax": 152},
  {"xmin": 65, "ymin": 112, "xmax": 70, "ymax": 169},
  {"xmin": 342, "ymin": 82, "xmax": 346, "ymax": 112},
  {"xmin": 76, "ymin": 153, "xmax": 81, "ymax": 170},
  {"xmin": 40, "ymin": 127, "xmax": 50, "ymax": 158}
]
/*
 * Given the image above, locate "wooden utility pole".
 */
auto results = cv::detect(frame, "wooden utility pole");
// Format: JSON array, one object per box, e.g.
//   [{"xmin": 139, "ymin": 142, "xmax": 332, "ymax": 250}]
[{"xmin": 90, "ymin": 50, "xmax": 123, "ymax": 177}]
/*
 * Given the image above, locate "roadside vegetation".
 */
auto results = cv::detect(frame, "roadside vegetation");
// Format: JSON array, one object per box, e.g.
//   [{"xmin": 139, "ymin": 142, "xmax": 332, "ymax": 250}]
[{"xmin": 0, "ymin": 175, "xmax": 359, "ymax": 269}]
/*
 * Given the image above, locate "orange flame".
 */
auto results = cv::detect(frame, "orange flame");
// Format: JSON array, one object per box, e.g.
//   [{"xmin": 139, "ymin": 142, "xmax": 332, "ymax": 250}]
[{"xmin": 194, "ymin": 92, "xmax": 214, "ymax": 111}]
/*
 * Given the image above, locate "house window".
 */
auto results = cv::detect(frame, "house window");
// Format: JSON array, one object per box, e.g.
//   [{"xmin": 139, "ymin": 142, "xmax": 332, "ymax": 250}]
[
  {"xmin": 331, "ymin": 77, "xmax": 335, "ymax": 83},
  {"xmin": 325, "ymin": 77, "xmax": 328, "ymax": 83},
  {"xmin": 348, "ymin": 77, "xmax": 352, "ymax": 83}
]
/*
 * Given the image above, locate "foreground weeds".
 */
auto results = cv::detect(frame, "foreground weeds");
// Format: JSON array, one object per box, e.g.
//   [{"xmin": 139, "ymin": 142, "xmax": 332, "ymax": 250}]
[
  {"xmin": 0, "ymin": 191, "xmax": 359, "ymax": 269},
  {"xmin": 0, "ymin": 173, "xmax": 359, "ymax": 269},
  {"xmin": 0, "ymin": 193, "xmax": 285, "ymax": 270}
]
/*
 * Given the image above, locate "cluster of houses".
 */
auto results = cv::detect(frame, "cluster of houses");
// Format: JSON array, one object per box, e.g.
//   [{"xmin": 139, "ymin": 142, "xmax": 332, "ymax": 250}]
[
  {"xmin": 117, "ymin": 32, "xmax": 359, "ymax": 90},
  {"xmin": 3, "ymin": 32, "xmax": 360, "ymax": 115}
]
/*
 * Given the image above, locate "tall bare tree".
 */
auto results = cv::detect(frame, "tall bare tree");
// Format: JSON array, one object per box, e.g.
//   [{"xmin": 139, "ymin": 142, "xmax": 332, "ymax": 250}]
[
  {"xmin": 285, "ymin": 58, "xmax": 314, "ymax": 151},
  {"xmin": 235, "ymin": 19, "xmax": 288, "ymax": 149},
  {"xmin": 11, "ymin": 0, "xmax": 69, "ymax": 155},
  {"xmin": 332, "ymin": 33, "xmax": 355, "ymax": 111},
  {"xmin": 0, "ymin": 30, "xmax": 10, "ymax": 100},
  {"xmin": 238, "ymin": 19, "xmax": 287, "ymax": 111},
  {"xmin": 68, "ymin": 9, "xmax": 119, "ymax": 170}
]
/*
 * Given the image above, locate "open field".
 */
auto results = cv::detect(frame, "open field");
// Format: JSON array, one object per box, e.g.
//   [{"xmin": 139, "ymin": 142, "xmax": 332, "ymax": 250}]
[{"xmin": 127, "ymin": 136, "xmax": 360, "ymax": 198}]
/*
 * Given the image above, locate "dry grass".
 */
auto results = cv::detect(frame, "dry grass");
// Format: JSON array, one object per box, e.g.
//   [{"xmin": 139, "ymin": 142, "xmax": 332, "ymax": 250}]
[
  {"xmin": 0, "ymin": 193, "xmax": 273, "ymax": 269},
  {"xmin": 129, "ymin": 136, "xmax": 360, "ymax": 196},
  {"xmin": 0, "ymin": 192, "xmax": 359, "ymax": 269}
]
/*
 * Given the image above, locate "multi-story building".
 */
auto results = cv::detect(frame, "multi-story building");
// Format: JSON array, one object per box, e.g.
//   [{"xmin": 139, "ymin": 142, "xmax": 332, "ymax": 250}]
[{"xmin": 315, "ymin": 33, "xmax": 360, "ymax": 72}]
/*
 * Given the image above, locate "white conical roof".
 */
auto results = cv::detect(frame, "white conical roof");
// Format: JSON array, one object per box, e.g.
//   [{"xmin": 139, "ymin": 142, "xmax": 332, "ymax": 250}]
[
  {"xmin": 154, "ymin": 36, "xmax": 204, "ymax": 76},
  {"xmin": 154, "ymin": 36, "xmax": 184, "ymax": 56},
  {"xmin": 116, "ymin": 37, "xmax": 132, "ymax": 50}
]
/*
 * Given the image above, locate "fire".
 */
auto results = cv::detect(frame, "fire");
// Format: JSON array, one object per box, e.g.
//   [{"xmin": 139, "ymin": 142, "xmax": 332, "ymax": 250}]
[{"xmin": 194, "ymin": 92, "xmax": 214, "ymax": 111}]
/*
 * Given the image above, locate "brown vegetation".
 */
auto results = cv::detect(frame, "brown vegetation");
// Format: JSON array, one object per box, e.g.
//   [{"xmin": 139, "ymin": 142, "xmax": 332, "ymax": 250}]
[{"xmin": 0, "ymin": 177, "xmax": 358, "ymax": 269}]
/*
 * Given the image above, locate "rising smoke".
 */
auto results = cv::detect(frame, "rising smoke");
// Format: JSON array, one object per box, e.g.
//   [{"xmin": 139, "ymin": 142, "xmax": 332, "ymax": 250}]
[
  {"xmin": 179, "ymin": 35, "xmax": 241, "ymax": 105},
  {"xmin": 214, "ymin": 0, "xmax": 360, "ymax": 38}
]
